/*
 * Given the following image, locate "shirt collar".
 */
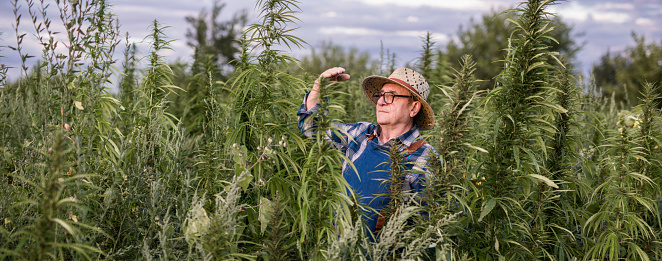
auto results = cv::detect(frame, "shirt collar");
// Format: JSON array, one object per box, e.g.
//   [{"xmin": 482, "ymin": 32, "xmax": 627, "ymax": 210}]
[{"xmin": 370, "ymin": 124, "xmax": 420, "ymax": 147}]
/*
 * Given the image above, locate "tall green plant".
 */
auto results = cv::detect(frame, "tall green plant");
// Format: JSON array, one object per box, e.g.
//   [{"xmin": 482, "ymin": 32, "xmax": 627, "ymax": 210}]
[
  {"xmin": 132, "ymin": 20, "xmax": 181, "ymax": 168},
  {"xmin": 418, "ymin": 32, "xmax": 435, "ymax": 80},
  {"xmin": 194, "ymin": 67, "xmax": 230, "ymax": 197},
  {"xmin": 428, "ymin": 54, "xmax": 480, "ymax": 258},
  {"xmin": 539, "ymin": 56, "xmax": 585, "ymax": 259},
  {"xmin": 98, "ymin": 21, "xmax": 186, "ymax": 259},
  {"xmin": 416, "ymin": 32, "xmax": 453, "ymax": 112},
  {"xmin": 436, "ymin": 55, "xmax": 480, "ymax": 168},
  {"xmin": 2, "ymin": 1, "xmax": 124, "ymax": 259},
  {"xmin": 118, "ymin": 40, "xmax": 138, "ymax": 133},
  {"xmin": 292, "ymin": 75, "xmax": 354, "ymax": 259},
  {"xmin": 228, "ymin": 0, "xmax": 306, "ymax": 151},
  {"xmin": 220, "ymin": 0, "xmax": 334, "ymax": 259},
  {"xmin": 475, "ymin": 0, "xmax": 563, "ymax": 258},
  {"xmin": 583, "ymin": 116, "xmax": 657, "ymax": 260},
  {"xmin": 631, "ymin": 82, "xmax": 661, "ymax": 258}
]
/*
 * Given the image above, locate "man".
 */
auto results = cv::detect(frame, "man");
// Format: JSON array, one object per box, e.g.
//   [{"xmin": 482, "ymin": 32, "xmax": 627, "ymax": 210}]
[{"xmin": 297, "ymin": 67, "xmax": 435, "ymax": 237}]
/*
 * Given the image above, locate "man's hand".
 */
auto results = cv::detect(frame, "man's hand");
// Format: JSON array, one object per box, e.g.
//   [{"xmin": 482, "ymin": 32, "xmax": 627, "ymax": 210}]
[
  {"xmin": 307, "ymin": 67, "xmax": 350, "ymax": 110},
  {"xmin": 317, "ymin": 67, "xmax": 350, "ymax": 84}
]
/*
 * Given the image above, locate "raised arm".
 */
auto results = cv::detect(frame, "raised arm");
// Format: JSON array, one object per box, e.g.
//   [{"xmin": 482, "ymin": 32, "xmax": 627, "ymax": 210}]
[{"xmin": 306, "ymin": 67, "xmax": 351, "ymax": 110}]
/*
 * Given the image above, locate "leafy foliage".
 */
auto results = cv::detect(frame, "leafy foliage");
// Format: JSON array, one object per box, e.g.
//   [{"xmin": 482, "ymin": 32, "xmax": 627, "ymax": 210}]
[
  {"xmin": 593, "ymin": 33, "xmax": 662, "ymax": 107},
  {"xmin": 1, "ymin": 0, "xmax": 662, "ymax": 260}
]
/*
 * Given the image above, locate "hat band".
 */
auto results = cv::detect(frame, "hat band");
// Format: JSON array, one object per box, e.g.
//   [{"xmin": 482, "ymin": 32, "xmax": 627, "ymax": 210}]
[{"xmin": 389, "ymin": 78, "xmax": 421, "ymax": 97}]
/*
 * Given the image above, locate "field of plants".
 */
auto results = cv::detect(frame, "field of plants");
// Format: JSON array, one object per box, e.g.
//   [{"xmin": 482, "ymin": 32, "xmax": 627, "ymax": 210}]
[{"xmin": 1, "ymin": 0, "xmax": 662, "ymax": 260}]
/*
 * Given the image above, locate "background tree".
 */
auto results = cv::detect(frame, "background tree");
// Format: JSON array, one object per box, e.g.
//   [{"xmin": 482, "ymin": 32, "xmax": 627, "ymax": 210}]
[
  {"xmin": 185, "ymin": 0, "xmax": 248, "ymax": 78},
  {"xmin": 444, "ymin": 10, "xmax": 582, "ymax": 90},
  {"xmin": 293, "ymin": 40, "xmax": 377, "ymax": 77},
  {"xmin": 169, "ymin": 0, "xmax": 248, "ymax": 135},
  {"xmin": 593, "ymin": 33, "xmax": 662, "ymax": 107}
]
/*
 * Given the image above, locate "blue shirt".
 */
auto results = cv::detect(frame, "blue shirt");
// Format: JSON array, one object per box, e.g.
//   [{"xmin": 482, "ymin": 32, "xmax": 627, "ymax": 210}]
[{"xmin": 297, "ymin": 93, "xmax": 434, "ymax": 232}]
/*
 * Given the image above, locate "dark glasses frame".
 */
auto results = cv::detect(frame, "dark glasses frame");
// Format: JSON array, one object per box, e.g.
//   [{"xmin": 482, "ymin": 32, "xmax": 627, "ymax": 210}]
[{"xmin": 372, "ymin": 91, "xmax": 413, "ymax": 104}]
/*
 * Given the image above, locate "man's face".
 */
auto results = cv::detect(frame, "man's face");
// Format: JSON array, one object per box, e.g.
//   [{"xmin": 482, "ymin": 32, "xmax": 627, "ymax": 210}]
[{"xmin": 375, "ymin": 83, "xmax": 418, "ymax": 128}]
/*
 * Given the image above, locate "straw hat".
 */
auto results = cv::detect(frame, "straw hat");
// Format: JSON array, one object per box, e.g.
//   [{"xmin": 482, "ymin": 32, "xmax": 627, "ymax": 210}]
[{"xmin": 362, "ymin": 67, "xmax": 434, "ymax": 130}]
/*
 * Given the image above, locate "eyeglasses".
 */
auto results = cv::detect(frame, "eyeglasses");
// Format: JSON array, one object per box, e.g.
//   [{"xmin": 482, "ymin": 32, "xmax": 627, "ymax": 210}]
[{"xmin": 372, "ymin": 91, "xmax": 413, "ymax": 104}]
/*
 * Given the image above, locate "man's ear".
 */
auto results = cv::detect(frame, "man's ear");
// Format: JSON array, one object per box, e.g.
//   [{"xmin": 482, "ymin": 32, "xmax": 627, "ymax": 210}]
[{"xmin": 409, "ymin": 101, "xmax": 421, "ymax": 117}]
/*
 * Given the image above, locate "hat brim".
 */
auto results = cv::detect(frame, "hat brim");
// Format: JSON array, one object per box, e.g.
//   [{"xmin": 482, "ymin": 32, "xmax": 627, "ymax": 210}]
[{"xmin": 362, "ymin": 76, "xmax": 435, "ymax": 130}]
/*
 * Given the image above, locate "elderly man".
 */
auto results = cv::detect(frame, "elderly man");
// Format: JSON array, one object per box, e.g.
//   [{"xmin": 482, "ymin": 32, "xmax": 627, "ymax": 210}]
[{"xmin": 297, "ymin": 67, "xmax": 435, "ymax": 236}]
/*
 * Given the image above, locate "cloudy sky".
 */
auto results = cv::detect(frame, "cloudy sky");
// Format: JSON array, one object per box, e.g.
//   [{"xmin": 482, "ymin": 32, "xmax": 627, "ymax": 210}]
[{"xmin": 1, "ymin": 0, "xmax": 661, "ymax": 82}]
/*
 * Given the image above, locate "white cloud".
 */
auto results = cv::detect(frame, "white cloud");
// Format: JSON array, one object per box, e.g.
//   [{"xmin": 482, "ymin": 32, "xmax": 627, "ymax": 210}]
[
  {"xmin": 320, "ymin": 26, "xmax": 382, "ymax": 36},
  {"xmin": 407, "ymin": 16, "xmax": 419, "ymax": 22},
  {"xmin": 593, "ymin": 12, "xmax": 631, "ymax": 23},
  {"xmin": 353, "ymin": 0, "xmax": 510, "ymax": 11},
  {"xmin": 598, "ymin": 3, "xmax": 635, "ymax": 11},
  {"xmin": 113, "ymin": 5, "xmax": 197, "ymax": 19},
  {"xmin": 324, "ymin": 11, "xmax": 337, "ymax": 18},
  {"xmin": 319, "ymin": 26, "xmax": 448, "ymax": 42},
  {"xmin": 635, "ymin": 18, "xmax": 655, "ymax": 27},
  {"xmin": 550, "ymin": 1, "xmax": 631, "ymax": 23},
  {"xmin": 549, "ymin": 2, "xmax": 589, "ymax": 22}
]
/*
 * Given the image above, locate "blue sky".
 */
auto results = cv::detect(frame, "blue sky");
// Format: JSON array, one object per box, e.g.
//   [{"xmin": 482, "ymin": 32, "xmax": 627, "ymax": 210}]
[{"xmin": 1, "ymin": 0, "xmax": 661, "ymax": 82}]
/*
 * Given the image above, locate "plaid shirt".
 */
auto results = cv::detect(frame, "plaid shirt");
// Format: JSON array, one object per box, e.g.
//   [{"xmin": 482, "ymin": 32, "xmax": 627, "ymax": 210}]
[{"xmin": 297, "ymin": 93, "xmax": 434, "ymax": 191}]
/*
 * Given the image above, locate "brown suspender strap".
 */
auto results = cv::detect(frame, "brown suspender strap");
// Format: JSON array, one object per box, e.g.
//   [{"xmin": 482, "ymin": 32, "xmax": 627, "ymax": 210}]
[
  {"xmin": 374, "ymin": 210, "xmax": 387, "ymax": 234},
  {"xmin": 405, "ymin": 139, "xmax": 427, "ymax": 152},
  {"xmin": 367, "ymin": 134, "xmax": 427, "ymax": 151},
  {"xmin": 373, "ymin": 138, "xmax": 427, "ymax": 234}
]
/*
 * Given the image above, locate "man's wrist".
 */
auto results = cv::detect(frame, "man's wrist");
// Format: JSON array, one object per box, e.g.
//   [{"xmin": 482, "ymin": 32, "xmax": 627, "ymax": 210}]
[{"xmin": 311, "ymin": 76, "xmax": 323, "ymax": 92}]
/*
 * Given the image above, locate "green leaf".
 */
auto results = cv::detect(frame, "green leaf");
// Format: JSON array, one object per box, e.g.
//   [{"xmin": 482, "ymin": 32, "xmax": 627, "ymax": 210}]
[
  {"xmin": 478, "ymin": 198, "xmax": 496, "ymax": 222},
  {"xmin": 52, "ymin": 218, "xmax": 75, "ymax": 235},
  {"xmin": 258, "ymin": 197, "xmax": 274, "ymax": 234},
  {"xmin": 463, "ymin": 143, "xmax": 488, "ymax": 153},
  {"xmin": 538, "ymin": 100, "xmax": 568, "ymax": 113},
  {"xmin": 238, "ymin": 170, "xmax": 253, "ymax": 190},
  {"xmin": 526, "ymin": 61, "xmax": 546, "ymax": 73},
  {"xmin": 528, "ymin": 174, "xmax": 558, "ymax": 188}
]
